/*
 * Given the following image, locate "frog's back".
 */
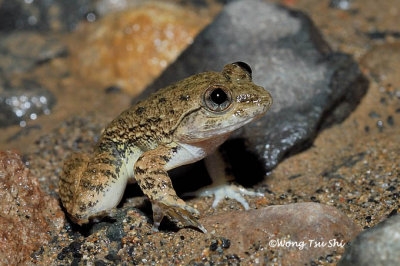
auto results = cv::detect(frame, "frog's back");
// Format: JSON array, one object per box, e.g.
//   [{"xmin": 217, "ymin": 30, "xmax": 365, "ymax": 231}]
[{"xmin": 99, "ymin": 72, "xmax": 221, "ymax": 149}]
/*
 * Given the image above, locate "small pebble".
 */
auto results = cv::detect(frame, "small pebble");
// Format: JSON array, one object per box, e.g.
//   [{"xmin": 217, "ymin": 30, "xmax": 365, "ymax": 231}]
[
  {"xmin": 221, "ymin": 238, "xmax": 231, "ymax": 249},
  {"xmin": 387, "ymin": 116, "xmax": 394, "ymax": 126},
  {"xmin": 209, "ymin": 240, "xmax": 218, "ymax": 251}
]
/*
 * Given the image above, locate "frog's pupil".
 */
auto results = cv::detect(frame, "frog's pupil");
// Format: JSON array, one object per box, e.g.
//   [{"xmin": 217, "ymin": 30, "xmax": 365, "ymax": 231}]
[{"xmin": 210, "ymin": 88, "xmax": 227, "ymax": 105}]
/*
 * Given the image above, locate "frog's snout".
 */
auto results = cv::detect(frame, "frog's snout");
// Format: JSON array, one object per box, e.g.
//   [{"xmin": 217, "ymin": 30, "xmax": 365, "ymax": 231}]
[
  {"xmin": 253, "ymin": 85, "xmax": 272, "ymax": 111},
  {"xmin": 262, "ymin": 89, "xmax": 273, "ymax": 109}
]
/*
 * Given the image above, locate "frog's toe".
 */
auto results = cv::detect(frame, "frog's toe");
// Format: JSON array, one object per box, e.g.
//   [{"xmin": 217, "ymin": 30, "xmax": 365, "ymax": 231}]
[
  {"xmin": 151, "ymin": 200, "xmax": 207, "ymax": 233},
  {"xmin": 193, "ymin": 184, "xmax": 264, "ymax": 210}
]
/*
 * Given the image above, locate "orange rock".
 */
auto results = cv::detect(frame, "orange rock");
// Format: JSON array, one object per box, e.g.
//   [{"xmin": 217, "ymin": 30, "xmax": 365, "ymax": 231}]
[{"xmin": 69, "ymin": 2, "xmax": 210, "ymax": 95}]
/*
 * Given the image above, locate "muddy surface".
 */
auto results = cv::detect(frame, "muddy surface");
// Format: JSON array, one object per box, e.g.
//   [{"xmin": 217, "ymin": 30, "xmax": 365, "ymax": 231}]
[{"xmin": 0, "ymin": 0, "xmax": 399, "ymax": 265}]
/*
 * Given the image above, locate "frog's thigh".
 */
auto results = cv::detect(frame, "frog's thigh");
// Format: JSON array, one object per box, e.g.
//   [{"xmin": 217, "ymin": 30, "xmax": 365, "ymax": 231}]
[{"xmin": 60, "ymin": 151, "xmax": 128, "ymax": 223}]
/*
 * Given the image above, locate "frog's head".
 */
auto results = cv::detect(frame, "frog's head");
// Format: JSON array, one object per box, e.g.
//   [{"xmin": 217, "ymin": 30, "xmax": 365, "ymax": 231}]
[{"xmin": 174, "ymin": 62, "xmax": 272, "ymax": 143}]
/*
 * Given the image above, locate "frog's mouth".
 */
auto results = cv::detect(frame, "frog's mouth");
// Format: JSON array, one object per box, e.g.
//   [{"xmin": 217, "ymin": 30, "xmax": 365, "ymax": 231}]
[
  {"xmin": 174, "ymin": 95, "xmax": 271, "ymax": 143},
  {"xmin": 200, "ymin": 116, "xmax": 259, "ymax": 139},
  {"xmin": 176, "ymin": 115, "xmax": 260, "ymax": 143}
]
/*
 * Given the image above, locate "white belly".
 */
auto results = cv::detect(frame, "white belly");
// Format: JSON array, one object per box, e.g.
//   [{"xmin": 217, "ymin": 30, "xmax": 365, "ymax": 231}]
[{"xmin": 165, "ymin": 133, "xmax": 231, "ymax": 171}]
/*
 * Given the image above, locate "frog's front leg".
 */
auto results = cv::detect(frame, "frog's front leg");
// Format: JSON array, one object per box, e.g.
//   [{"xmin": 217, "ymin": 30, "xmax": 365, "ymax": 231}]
[
  {"xmin": 134, "ymin": 145, "xmax": 207, "ymax": 233},
  {"xmin": 198, "ymin": 151, "xmax": 264, "ymax": 210}
]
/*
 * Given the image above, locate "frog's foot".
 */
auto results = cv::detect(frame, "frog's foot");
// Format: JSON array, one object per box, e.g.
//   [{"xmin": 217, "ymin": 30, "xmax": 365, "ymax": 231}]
[
  {"xmin": 151, "ymin": 199, "xmax": 207, "ymax": 233},
  {"xmin": 190, "ymin": 184, "xmax": 264, "ymax": 210}
]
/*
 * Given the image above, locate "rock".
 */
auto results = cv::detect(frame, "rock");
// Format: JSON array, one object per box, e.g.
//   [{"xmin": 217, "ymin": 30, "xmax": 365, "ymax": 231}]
[
  {"xmin": 329, "ymin": 0, "xmax": 353, "ymax": 10},
  {"xmin": 338, "ymin": 214, "xmax": 400, "ymax": 266},
  {"xmin": 0, "ymin": 78, "xmax": 56, "ymax": 128},
  {"xmin": 93, "ymin": 0, "xmax": 221, "ymax": 17},
  {"xmin": 69, "ymin": 2, "xmax": 210, "ymax": 95},
  {"xmin": 140, "ymin": 0, "xmax": 368, "ymax": 171},
  {"xmin": 201, "ymin": 203, "xmax": 361, "ymax": 265},
  {"xmin": 0, "ymin": 31, "xmax": 67, "ymax": 74},
  {"xmin": 0, "ymin": 150, "xmax": 64, "ymax": 265},
  {"xmin": 0, "ymin": 0, "xmax": 94, "ymax": 32}
]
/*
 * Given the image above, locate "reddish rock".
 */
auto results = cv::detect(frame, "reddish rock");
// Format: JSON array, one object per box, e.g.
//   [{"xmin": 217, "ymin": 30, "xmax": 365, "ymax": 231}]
[
  {"xmin": 201, "ymin": 203, "xmax": 361, "ymax": 265},
  {"xmin": 0, "ymin": 151, "xmax": 64, "ymax": 265}
]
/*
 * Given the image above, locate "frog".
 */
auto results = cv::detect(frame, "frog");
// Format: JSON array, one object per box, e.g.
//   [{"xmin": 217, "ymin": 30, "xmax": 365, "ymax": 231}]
[{"xmin": 59, "ymin": 62, "xmax": 272, "ymax": 233}]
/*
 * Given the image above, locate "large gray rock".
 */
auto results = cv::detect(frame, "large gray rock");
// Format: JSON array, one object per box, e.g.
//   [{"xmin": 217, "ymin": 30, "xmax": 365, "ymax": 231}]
[
  {"xmin": 339, "ymin": 214, "xmax": 400, "ymax": 266},
  {"xmin": 139, "ymin": 0, "xmax": 368, "ymax": 171}
]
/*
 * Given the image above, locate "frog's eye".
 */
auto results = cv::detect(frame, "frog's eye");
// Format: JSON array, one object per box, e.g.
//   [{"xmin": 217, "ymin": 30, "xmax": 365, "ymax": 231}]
[
  {"xmin": 232, "ymin": 61, "xmax": 252, "ymax": 80},
  {"xmin": 204, "ymin": 86, "xmax": 232, "ymax": 112}
]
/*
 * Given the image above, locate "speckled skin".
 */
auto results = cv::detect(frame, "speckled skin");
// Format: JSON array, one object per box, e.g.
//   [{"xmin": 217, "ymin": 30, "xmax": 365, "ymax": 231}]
[{"xmin": 59, "ymin": 62, "xmax": 272, "ymax": 232}]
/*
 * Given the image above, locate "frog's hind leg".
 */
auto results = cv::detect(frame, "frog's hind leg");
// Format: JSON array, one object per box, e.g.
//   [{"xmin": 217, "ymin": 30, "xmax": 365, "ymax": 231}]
[
  {"xmin": 134, "ymin": 146, "xmax": 207, "ymax": 233},
  {"xmin": 59, "ymin": 150, "xmax": 128, "ymax": 224},
  {"xmin": 59, "ymin": 152, "xmax": 91, "ymax": 223}
]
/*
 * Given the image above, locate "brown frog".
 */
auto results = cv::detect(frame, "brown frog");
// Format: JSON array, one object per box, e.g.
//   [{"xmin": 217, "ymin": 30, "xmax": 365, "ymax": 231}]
[{"xmin": 59, "ymin": 62, "xmax": 272, "ymax": 233}]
